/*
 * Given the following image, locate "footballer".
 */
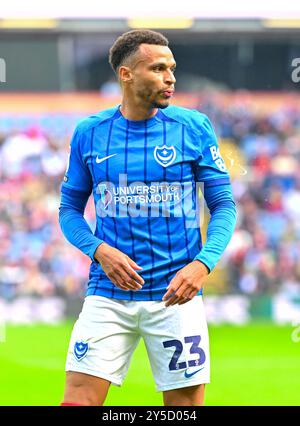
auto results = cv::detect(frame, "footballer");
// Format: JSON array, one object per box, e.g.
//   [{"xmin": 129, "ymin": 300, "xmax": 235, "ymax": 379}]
[{"xmin": 59, "ymin": 29, "xmax": 236, "ymax": 406}]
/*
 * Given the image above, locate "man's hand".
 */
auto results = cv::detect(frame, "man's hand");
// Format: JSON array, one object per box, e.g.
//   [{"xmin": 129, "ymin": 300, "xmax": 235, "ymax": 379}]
[
  {"xmin": 94, "ymin": 242, "xmax": 144, "ymax": 291},
  {"xmin": 162, "ymin": 261, "xmax": 209, "ymax": 307}
]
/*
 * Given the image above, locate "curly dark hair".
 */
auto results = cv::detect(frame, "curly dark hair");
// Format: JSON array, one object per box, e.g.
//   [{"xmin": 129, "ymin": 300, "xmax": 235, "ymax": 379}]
[{"xmin": 109, "ymin": 29, "xmax": 169, "ymax": 74}]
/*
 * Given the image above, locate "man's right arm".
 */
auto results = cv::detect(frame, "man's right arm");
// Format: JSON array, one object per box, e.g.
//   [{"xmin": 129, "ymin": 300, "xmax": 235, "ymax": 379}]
[
  {"xmin": 59, "ymin": 187, "xmax": 104, "ymax": 262},
  {"xmin": 59, "ymin": 191, "xmax": 144, "ymax": 291},
  {"xmin": 59, "ymin": 124, "xmax": 103, "ymax": 262},
  {"xmin": 59, "ymin": 124, "xmax": 144, "ymax": 291}
]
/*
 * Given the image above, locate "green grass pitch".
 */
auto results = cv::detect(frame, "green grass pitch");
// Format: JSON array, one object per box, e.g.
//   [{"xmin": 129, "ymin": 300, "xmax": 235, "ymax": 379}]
[{"xmin": 0, "ymin": 321, "xmax": 299, "ymax": 406}]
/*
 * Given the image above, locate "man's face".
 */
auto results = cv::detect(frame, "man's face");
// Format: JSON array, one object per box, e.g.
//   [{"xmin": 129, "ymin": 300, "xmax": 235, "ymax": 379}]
[{"xmin": 123, "ymin": 44, "xmax": 176, "ymax": 109}]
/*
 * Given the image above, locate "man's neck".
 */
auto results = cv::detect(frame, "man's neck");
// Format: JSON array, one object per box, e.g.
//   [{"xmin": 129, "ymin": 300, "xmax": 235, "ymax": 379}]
[{"xmin": 120, "ymin": 99, "xmax": 157, "ymax": 121}]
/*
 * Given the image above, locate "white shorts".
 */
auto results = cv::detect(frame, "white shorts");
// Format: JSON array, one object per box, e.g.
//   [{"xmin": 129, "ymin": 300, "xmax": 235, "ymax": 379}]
[{"xmin": 65, "ymin": 295, "xmax": 210, "ymax": 392}]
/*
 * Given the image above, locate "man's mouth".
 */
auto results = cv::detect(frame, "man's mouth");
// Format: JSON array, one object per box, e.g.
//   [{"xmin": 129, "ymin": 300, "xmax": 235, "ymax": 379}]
[{"xmin": 161, "ymin": 89, "xmax": 174, "ymax": 98}]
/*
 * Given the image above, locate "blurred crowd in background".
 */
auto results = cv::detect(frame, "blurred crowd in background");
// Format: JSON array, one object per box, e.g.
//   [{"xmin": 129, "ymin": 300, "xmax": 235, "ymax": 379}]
[{"xmin": 0, "ymin": 93, "xmax": 300, "ymax": 299}]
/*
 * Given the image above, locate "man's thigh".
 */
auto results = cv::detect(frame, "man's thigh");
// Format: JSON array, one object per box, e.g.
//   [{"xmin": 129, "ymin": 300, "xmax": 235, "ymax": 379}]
[
  {"xmin": 63, "ymin": 371, "xmax": 111, "ymax": 406},
  {"xmin": 141, "ymin": 296, "xmax": 210, "ymax": 393},
  {"xmin": 65, "ymin": 296, "xmax": 141, "ymax": 387}
]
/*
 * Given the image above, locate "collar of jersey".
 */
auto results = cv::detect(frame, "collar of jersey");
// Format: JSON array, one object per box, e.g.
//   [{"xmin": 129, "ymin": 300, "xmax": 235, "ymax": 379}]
[{"xmin": 115, "ymin": 104, "xmax": 163, "ymax": 128}]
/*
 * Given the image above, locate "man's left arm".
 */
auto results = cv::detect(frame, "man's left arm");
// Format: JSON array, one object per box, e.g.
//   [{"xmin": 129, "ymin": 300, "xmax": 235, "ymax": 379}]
[
  {"xmin": 163, "ymin": 114, "xmax": 237, "ymax": 306},
  {"xmin": 163, "ymin": 184, "xmax": 236, "ymax": 306}
]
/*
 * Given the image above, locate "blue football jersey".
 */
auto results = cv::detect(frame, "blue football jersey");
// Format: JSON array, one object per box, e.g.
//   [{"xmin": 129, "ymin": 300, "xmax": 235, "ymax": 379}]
[{"xmin": 61, "ymin": 105, "xmax": 230, "ymax": 300}]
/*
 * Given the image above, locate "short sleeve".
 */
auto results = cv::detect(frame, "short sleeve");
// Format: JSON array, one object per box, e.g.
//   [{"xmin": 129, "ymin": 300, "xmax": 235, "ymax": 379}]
[
  {"xmin": 193, "ymin": 115, "xmax": 230, "ymax": 187},
  {"xmin": 61, "ymin": 126, "xmax": 93, "ymax": 196}
]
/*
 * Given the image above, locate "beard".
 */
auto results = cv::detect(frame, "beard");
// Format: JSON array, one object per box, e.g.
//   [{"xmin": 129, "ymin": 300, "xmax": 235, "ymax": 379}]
[
  {"xmin": 152, "ymin": 100, "xmax": 169, "ymax": 109},
  {"xmin": 136, "ymin": 87, "xmax": 170, "ymax": 109}
]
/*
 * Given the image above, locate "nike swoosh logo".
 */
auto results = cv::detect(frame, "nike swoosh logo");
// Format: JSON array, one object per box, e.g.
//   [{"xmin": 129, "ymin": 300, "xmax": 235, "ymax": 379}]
[
  {"xmin": 96, "ymin": 154, "xmax": 117, "ymax": 164},
  {"xmin": 184, "ymin": 367, "xmax": 204, "ymax": 378}
]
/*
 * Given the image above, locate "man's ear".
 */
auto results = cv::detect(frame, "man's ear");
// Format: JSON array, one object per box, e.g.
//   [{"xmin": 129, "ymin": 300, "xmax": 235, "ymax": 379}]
[{"xmin": 119, "ymin": 66, "xmax": 133, "ymax": 83}]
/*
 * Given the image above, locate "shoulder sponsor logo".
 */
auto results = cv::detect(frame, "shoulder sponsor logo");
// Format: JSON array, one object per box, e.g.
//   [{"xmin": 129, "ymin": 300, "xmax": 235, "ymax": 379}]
[
  {"xmin": 209, "ymin": 146, "xmax": 227, "ymax": 172},
  {"xmin": 96, "ymin": 154, "xmax": 117, "ymax": 164}
]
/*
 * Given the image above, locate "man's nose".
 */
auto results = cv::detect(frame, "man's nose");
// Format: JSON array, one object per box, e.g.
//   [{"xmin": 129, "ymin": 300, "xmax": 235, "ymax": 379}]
[{"xmin": 165, "ymin": 70, "xmax": 176, "ymax": 84}]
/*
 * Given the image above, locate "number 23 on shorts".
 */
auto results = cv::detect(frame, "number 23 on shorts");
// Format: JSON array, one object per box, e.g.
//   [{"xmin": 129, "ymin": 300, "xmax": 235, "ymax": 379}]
[{"xmin": 162, "ymin": 335, "xmax": 206, "ymax": 371}]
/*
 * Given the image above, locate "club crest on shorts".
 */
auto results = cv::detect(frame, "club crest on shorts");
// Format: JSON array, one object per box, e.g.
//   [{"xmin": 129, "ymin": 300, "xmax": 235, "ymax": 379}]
[
  {"xmin": 74, "ymin": 341, "xmax": 89, "ymax": 361},
  {"xmin": 154, "ymin": 145, "xmax": 176, "ymax": 167}
]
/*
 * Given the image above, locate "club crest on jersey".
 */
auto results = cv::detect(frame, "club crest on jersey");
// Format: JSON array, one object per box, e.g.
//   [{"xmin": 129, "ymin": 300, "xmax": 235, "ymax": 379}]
[
  {"xmin": 154, "ymin": 145, "xmax": 176, "ymax": 167},
  {"xmin": 98, "ymin": 183, "xmax": 113, "ymax": 210},
  {"xmin": 74, "ymin": 341, "xmax": 89, "ymax": 361}
]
